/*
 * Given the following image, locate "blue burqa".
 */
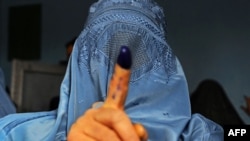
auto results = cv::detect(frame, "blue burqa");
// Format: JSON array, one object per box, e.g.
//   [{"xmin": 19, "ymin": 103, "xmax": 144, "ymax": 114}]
[{"xmin": 0, "ymin": 0, "xmax": 223, "ymax": 140}]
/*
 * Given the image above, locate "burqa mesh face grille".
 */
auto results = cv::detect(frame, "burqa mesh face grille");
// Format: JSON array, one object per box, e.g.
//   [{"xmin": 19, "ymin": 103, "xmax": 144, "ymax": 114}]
[{"xmin": 102, "ymin": 31, "xmax": 150, "ymax": 70}]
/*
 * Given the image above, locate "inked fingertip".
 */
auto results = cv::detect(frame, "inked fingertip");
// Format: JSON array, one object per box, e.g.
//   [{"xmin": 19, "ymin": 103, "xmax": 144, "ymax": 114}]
[{"xmin": 117, "ymin": 46, "xmax": 132, "ymax": 69}]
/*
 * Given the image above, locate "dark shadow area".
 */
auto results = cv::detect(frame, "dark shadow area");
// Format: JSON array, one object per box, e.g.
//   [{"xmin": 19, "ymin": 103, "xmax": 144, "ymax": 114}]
[{"xmin": 190, "ymin": 79, "xmax": 244, "ymax": 126}]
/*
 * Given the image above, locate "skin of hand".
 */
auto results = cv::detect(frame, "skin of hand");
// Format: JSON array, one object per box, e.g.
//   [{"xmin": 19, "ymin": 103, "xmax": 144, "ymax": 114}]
[
  {"xmin": 67, "ymin": 47, "xmax": 147, "ymax": 141},
  {"xmin": 67, "ymin": 107, "xmax": 140, "ymax": 141}
]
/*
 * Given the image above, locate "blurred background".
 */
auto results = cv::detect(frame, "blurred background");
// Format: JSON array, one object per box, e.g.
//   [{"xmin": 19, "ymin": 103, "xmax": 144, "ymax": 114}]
[{"xmin": 0, "ymin": 0, "xmax": 249, "ymax": 124}]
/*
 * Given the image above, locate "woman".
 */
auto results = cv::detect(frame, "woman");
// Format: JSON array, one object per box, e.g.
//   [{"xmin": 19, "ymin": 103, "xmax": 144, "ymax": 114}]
[{"xmin": 0, "ymin": 0, "xmax": 223, "ymax": 140}]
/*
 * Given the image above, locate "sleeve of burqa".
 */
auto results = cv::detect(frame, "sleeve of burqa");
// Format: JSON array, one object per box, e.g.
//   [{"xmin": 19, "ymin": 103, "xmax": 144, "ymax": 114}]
[{"xmin": 0, "ymin": 0, "xmax": 223, "ymax": 141}]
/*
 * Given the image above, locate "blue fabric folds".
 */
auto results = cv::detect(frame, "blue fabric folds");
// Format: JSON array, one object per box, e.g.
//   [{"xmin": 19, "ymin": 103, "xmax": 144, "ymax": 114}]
[{"xmin": 0, "ymin": 0, "xmax": 223, "ymax": 140}]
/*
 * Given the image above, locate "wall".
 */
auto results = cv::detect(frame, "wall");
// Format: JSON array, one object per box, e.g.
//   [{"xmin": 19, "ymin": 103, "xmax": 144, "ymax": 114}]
[
  {"xmin": 0, "ymin": 0, "xmax": 250, "ymax": 123},
  {"xmin": 0, "ymin": 0, "xmax": 95, "ymax": 86},
  {"xmin": 165, "ymin": 0, "xmax": 250, "ymax": 123}
]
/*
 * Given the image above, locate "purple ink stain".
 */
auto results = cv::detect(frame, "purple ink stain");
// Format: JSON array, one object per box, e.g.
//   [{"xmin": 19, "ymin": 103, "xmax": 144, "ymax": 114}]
[
  {"xmin": 117, "ymin": 84, "xmax": 121, "ymax": 91},
  {"xmin": 118, "ymin": 46, "xmax": 132, "ymax": 69},
  {"xmin": 112, "ymin": 93, "xmax": 116, "ymax": 99}
]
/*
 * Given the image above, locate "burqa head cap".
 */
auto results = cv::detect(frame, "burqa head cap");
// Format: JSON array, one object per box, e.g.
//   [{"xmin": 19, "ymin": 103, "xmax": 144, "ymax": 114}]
[{"xmin": 75, "ymin": 0, "xmax": 176, "ymax": 81}]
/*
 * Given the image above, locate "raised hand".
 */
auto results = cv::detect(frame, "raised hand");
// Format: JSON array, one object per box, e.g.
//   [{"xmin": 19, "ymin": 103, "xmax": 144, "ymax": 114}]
[{"xmin": 67, "ymin": 46, "xmax": 148, "ymax": 141}]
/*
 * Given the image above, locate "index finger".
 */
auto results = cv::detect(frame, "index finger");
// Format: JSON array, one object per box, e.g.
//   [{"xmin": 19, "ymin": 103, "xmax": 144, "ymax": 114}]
[
  {"xmin": 102, "ymin": 46, "xmax": 148, "ymax": 140},
  {"xmin": 103, "ymin": 46, "xmax": 132, "ymax": 110}
]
